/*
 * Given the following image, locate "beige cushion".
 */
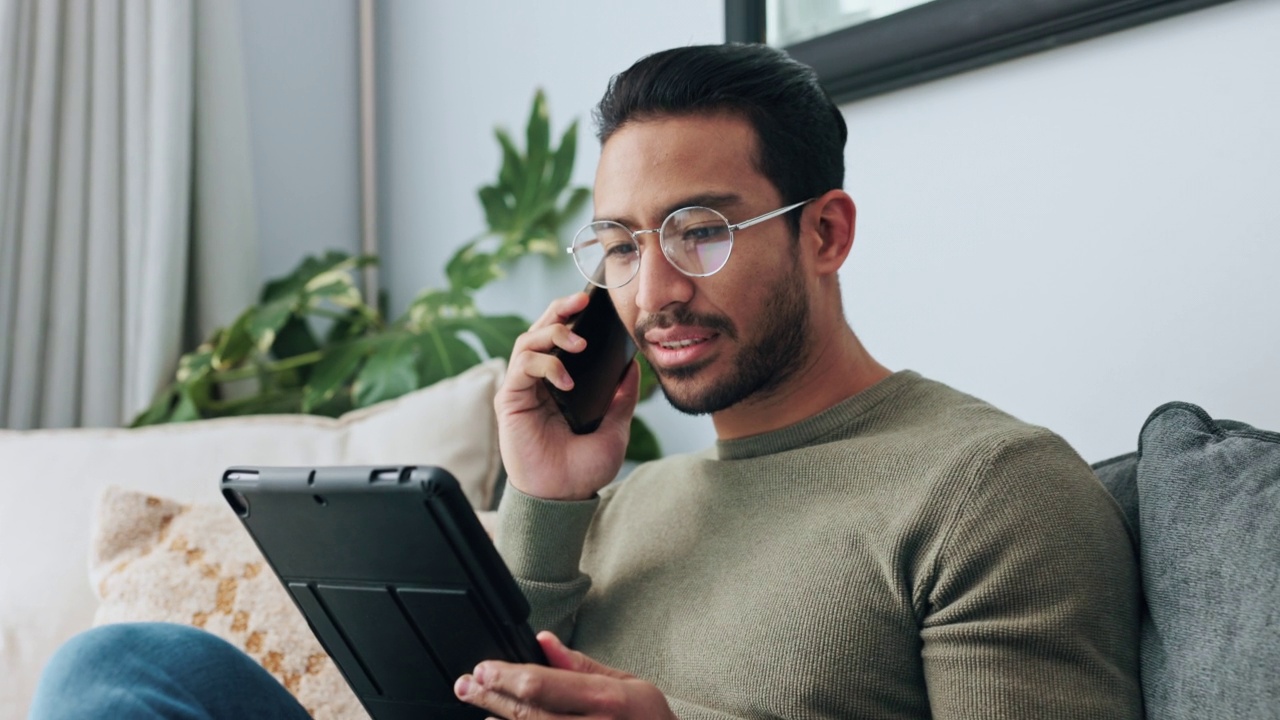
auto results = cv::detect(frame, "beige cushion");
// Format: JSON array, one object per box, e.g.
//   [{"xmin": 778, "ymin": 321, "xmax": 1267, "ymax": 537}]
[
  {"xmin": 92, "ymin": 487, "xmax": 368, "ymax": 719},
  {"xmin": 91, "ymin": 488, "xmax": 498, "ymax": 720},
  {"xmin": 0, "ymin": 359, "xmax": 504, "ymax": 717}
]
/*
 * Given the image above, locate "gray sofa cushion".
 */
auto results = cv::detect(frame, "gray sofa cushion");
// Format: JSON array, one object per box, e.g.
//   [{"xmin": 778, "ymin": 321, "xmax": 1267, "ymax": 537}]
[
  {"xmin": 1092, "ymin": 451, "xmax": 1139, "ymax": 543},
  {"xmin": 1131, "ymin": 402, "xmax": 1280, "ymax": 719}
]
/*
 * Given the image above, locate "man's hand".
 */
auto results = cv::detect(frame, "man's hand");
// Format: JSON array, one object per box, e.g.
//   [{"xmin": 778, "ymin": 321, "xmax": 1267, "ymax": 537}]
[
  {"xmin": 496, "ymin": 292, "xmax": 641, "ymax": 501},
  {"xmin": 454, "ymin": 632, "xmax": 677, "ymax": 720}
]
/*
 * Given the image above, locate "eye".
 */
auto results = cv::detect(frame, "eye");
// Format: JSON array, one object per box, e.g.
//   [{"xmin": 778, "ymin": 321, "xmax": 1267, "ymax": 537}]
[
  {"xmin": 682, "ymin": 224, "xmax": 729, "ymax": 244},
  {"xmin": 604, "ymin": 240, "xmax": 638, "ymax": 258}
]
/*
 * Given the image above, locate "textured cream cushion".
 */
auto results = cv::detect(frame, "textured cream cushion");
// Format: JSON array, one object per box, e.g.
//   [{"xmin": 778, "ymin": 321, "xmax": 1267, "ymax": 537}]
[
  {"xmin": 92, "ymin": 487, "xmax": 368, "ymax": 720},
  {"xmin": 91, "ymin": 488, "xmax": 498, "ymax": 720},
  {"xmin": 0, "ymin": 359, "xmax": 504, "ymax": 717}
]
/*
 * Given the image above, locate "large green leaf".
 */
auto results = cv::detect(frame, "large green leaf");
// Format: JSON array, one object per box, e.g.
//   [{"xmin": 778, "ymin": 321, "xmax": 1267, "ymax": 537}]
[
  {"xmin": 261, "ymin": 250, "xmax": 354, "ymax": 303},
  {"xmin": 212, "ymin": 309, "xmax": 255, "ymax": 371},
  {"xmin": 170, "ymin": 389, "xmax": 202, "ymax": 423},
  {"xmin": 626, "ymin": 416, "xmax": 661, "ymax": 462},
  {"xmin": 495, "ymin": 128, "xmax": 524, "ymax": 194},
  {"xmin": 325, "ymin": 307, "xmax": 369, "ymax": 345},
  {"xmin": 545, "ymin": 121, "xmax": 578, "ymax": 204},
  {"xmin": 519, "ymin": 90, "xmax": 551, "ymax": 223},
  {"xmin": 478, "ymin": 185, "xmax": 514, "ymax": 232},
  {"xmin": 405, "ymin": 288, "xmax": 475, "ymax": 331},
  {"xmin": 353, "ymin": 337, "xmax": 419, "ymax": 408},
  {"xmin": 176, "ymin": 348, "xmax": 215, "ymax": 384},
  {"xmin": 445, "ymin": 243, "xmax": 503, "ymax": 294},
  {"xmin": 131, "ymin": 386, "xmax": 177, "ymax": 427},
  {"xmin": 214, "ymin": 388, "xmax": 305, "ymax": 417},
  {"xmin": 525, "ymin": 236, "xmax": 562, "ymax": 258},
  {"xmin": 133, "ymin": 92, "xmax": 592, "ymax": 431},
  {"xmin": 303, "ymin": 341, "xmax": 368, "ymax": 412},
  {"xmin": 186, "ymin": 372, "xmax": 218, "ymax": 408},
  {"xmin": 251, "ymin": 297, "xmax": 296, "ymax": 353},
  {"xmin": 559, "ymin": 186, "xmax": 591, "ymax": 224},
  {"xmin": 417, "ymin": 328, "xmax": 482, "ymax": 388},
  {"xmin": 450, "ymin": 314, "xmax": 529, "ymax": 360},
  {"xmin": 310, "ymin": 391, "xmax": 354, "ymax": 418},
  {"xmin": 305, "ymin": 272, "xmax": 364, "ymax": 310},
  {"xmin": 271, "ymin": 315, "xmax": 319, "ymax": 361},
  {"xmin": 524, "ymin": 202, "xmax": 561, "ymax": 236}
]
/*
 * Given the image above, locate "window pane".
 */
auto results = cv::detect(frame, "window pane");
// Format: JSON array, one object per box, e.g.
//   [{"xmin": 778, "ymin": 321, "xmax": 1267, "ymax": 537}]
[{"xmin": 766, "ymin": 0, "xmax": 934, "ymax": 47}]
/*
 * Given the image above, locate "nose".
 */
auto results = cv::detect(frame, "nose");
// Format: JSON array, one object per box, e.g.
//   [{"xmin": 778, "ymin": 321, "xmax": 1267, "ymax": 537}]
[{"xmin": 631, "ymin": 233, "xmax": 694, "ymax": 314}]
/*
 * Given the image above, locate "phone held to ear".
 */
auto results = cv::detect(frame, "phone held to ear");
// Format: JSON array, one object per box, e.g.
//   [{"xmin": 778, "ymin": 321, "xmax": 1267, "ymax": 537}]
[{"xmin": 545, "ymin": 285, "xmax": 637, "ymax": 434}]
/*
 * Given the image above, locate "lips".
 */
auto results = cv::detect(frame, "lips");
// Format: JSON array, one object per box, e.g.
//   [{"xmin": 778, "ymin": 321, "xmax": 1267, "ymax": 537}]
[
  {"xmin": 643, "ymin": 327, "xmax": 714, "ymax": 347},
  {"xmin": 634, "ymin": 308, "xmax": 736, "ymax": 373},
  {"xmin": 658, "ymin": 337, "xmax": 707, "ymax": 350},
  {"xmin": 641, "ymin": 328, "xmax": 719, "ymax": 369}
]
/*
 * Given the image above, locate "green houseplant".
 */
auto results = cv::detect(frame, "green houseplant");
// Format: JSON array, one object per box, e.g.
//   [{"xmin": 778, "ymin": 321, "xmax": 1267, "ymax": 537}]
[{"xmin": 133, "ymin": 91, "xmax": 661, "ymax": 461}]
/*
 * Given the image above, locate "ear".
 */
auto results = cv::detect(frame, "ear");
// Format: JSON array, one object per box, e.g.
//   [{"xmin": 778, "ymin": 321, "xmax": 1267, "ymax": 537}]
[{"xmin": 804, "ymin": 189, "xmax": 856, "ymax": 276}]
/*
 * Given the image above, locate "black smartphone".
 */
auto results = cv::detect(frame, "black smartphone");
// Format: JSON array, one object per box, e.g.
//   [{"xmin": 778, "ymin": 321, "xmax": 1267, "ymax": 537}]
[{"xmin": 545, "ymin": 285, "xmax": 637, "ymax": 434}]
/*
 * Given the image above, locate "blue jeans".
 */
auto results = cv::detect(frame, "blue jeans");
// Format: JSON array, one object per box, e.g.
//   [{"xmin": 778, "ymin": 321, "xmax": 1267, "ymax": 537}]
[{"xmin": 29, "ymin": 623, "xmax": 313, "ymax": 720}]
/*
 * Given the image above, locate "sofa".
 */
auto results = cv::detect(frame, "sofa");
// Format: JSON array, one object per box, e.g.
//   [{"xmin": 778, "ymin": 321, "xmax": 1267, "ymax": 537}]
[
  {"xmin": 1089, "ymin": 402, "xmax": 1279, "ymax": 719},
  {"xmin": 1, "ymin": 359, "xmax": 1276, "ymax": 719},
  {"xmin": 0, "ymin": 361, "xmax": 507, "ymax": 719}
]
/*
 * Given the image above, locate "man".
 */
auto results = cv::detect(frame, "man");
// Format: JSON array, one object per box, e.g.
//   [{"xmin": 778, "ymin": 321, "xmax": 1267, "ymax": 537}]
[
  {"xmin": 454, "ymin": 44, "xmax": 1141, "ymax": 719},
  {"xmin": 30, "ymin": 44, "xmax": 1141, "ymax": 720}
]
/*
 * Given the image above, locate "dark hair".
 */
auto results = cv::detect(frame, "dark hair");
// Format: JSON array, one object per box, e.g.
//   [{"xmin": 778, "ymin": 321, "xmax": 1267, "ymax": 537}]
[{"xmin": 594, "ymin": 44, "xmax": 847, "ymax": 234}]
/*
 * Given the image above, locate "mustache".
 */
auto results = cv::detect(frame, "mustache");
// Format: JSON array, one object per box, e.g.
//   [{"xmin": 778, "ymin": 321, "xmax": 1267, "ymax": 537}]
[{"xmin": 633, "ymin": 305, "xmax": 738, "ymax": 347}]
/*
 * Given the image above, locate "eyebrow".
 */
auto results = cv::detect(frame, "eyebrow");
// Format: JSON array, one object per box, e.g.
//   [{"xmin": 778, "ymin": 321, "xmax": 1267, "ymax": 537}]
[{"xmin": 596, "ymin": 192, "xmax": 744, "ymax": 229}]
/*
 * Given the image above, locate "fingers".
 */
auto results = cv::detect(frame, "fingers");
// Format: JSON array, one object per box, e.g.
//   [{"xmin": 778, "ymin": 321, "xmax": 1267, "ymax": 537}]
[
  {"xmin": 509, "ymin": 324, "xmax": 586, "ymax": 392},
  {"xmin": 537, "ymin": 632, "xmax": 633, "ymax": 680},
  {"xmin": 504, "ymin": 294, "xmax": 592, "ymax": 394},
  {"xmin": 455, "ymin": 641, "xmax": 664, "ymax": 719},
  {"xmin": 454, "ymin": 670, "xmax": 558, "ymax": 720},
  {"xmin": 538, "ymin": 631, "xmax": 579, "ymax": 671},
  {"xmin": 531, "ymin": 291, "xmax": 589, "ymax": 332},
  {"xmin": 455, "ymin": 661, "xmax": 625, "ymax": 717}
]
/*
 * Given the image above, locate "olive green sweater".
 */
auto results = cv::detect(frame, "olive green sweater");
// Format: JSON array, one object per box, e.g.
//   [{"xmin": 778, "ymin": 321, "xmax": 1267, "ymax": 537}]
[{"xmin": 497, "ymin": 371, "xmax": 1142, "ymax": 719}]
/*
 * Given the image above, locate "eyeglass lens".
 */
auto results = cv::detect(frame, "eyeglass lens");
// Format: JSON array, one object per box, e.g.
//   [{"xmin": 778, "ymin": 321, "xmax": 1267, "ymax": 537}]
[{"xmin": 571, "ymin": 207, "xmax": 735, "ymax": 289}]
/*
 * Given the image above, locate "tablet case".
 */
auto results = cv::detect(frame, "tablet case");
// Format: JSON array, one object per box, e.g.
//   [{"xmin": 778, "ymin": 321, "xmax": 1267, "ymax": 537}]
[{"xmin": 221, "ymin": 465, "xmax": 545, "ymax": 720}]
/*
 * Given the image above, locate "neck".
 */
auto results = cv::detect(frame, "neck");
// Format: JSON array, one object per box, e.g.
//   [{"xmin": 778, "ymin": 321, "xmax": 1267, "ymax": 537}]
[{"xmin": 710, "ymin": 323, "xmax": 891, "ymax": 441}]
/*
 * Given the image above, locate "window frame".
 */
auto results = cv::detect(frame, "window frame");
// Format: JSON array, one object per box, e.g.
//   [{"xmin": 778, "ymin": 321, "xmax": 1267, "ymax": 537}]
[{"xmin": 724, "ymin": 0, "xmax": 1236, "ymax": 104}]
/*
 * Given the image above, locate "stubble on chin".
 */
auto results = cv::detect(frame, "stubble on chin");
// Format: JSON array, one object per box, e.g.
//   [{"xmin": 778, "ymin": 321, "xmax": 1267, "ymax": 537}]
[{"xmin": 649, "ymin": 269, "xmax": 810, "ymax": 416}]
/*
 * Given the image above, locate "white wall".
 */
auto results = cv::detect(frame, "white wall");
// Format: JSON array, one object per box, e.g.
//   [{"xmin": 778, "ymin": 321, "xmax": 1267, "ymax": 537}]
[
  {"xmin": 250, "ymin": 0, "xmax": 1278, "ymax": 462},
  {"xmin": 238, "ymin": 0, "xmax": 362, "ymax": 282},
  {"xmin": 375, "ymin": 0, "xmax": 724, "ymax": 457},
  {"xmin": 839, "ymin": 0, "xmax": 1280, "ymax": 460}
]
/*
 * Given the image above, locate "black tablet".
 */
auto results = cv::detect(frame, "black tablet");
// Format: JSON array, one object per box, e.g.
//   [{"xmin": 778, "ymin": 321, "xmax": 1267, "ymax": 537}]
[{"xmin": 220, "ymin": 465, "xmax": 545, "ymax": 720}]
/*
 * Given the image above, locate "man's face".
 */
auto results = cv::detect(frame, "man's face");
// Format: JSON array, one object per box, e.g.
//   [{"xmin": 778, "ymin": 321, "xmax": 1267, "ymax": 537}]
[{"xmin": 594, "ymin": 113, "xmax": 812, "ymax": 415}]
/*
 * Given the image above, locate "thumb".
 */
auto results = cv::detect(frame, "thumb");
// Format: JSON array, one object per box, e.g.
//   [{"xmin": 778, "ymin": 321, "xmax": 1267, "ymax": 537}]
[{"xmin": 537, "ymin": 631, "xmax": 632, "ymax": 680}]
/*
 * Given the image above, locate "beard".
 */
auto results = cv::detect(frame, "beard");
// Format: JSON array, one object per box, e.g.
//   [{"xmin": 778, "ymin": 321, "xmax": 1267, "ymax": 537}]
[{"xmin": 635, "ymin": 264, "xmax": 811, "ymax": 416}]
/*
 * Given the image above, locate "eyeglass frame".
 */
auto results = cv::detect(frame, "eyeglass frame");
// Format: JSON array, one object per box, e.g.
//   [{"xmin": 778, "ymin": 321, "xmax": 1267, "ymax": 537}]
[{"xmin": 565, "ymin": 198, "xmax": 813, "ymax": 289}]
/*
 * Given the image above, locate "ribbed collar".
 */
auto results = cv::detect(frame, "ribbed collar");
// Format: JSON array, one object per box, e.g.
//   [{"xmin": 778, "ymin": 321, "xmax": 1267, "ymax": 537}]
[{"xmin": 714, "ymin": 370, "xmax": 921, "ymax": 461}]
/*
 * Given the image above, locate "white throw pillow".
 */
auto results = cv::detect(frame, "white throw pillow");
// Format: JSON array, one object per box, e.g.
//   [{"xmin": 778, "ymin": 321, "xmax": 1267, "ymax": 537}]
[{"xmin": 0, "ymin": 359, "xmax": 504, "ymax": 718}]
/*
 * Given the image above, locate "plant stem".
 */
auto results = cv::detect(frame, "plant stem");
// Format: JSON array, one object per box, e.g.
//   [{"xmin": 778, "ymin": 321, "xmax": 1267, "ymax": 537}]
[
  {"xmin": 205, "ymin": 390, "xmax": 300, "ymax": 413},
  {"xmin": 307, "ymin": 308, "xmax": 347, "ymax": 321},
  {"xmin": 211, "ymin": 350, "xmax": 325, "ymax": 383},
  {"xmin": 308, "ymin": 307, "xmax": 367, "ymax": 322}
]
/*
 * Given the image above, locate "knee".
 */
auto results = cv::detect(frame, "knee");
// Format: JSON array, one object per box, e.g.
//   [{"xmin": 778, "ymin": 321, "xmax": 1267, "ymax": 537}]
[
  {"xmin": 40, "ymin": 623, "xmax": 239, "ymax": 687},
  {"xmin": 32, "ymin": 624, "xmax": 253, "ymax": 720}
]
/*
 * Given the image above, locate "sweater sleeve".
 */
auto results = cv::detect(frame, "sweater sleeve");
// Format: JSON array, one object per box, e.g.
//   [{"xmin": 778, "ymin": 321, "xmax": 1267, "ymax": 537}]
[
  {"xmin": 918, "ymin": 430, "xmax": 1143, "ymax": 720},
  {"xmin": 495, "ymin": 484, "xmax": 599, "ymax": 639}
]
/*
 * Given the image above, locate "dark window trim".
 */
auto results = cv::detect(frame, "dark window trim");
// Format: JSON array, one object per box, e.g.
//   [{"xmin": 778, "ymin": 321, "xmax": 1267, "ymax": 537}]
[{"xmin": 725, "ymin": 0, "xmax": 1236, "ymax": 104}]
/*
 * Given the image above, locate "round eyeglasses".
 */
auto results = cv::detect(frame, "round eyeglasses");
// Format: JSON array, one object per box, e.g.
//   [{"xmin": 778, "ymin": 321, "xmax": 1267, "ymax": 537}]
[{"xmin": 566, "ymin": 199, "xmax": 812, "ymax": 289}]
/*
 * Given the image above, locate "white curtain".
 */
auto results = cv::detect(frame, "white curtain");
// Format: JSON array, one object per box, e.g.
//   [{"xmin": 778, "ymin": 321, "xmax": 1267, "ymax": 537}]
[{"xmin": 0, "ymin": 0, "xmax": 258, "ymax": 429}]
